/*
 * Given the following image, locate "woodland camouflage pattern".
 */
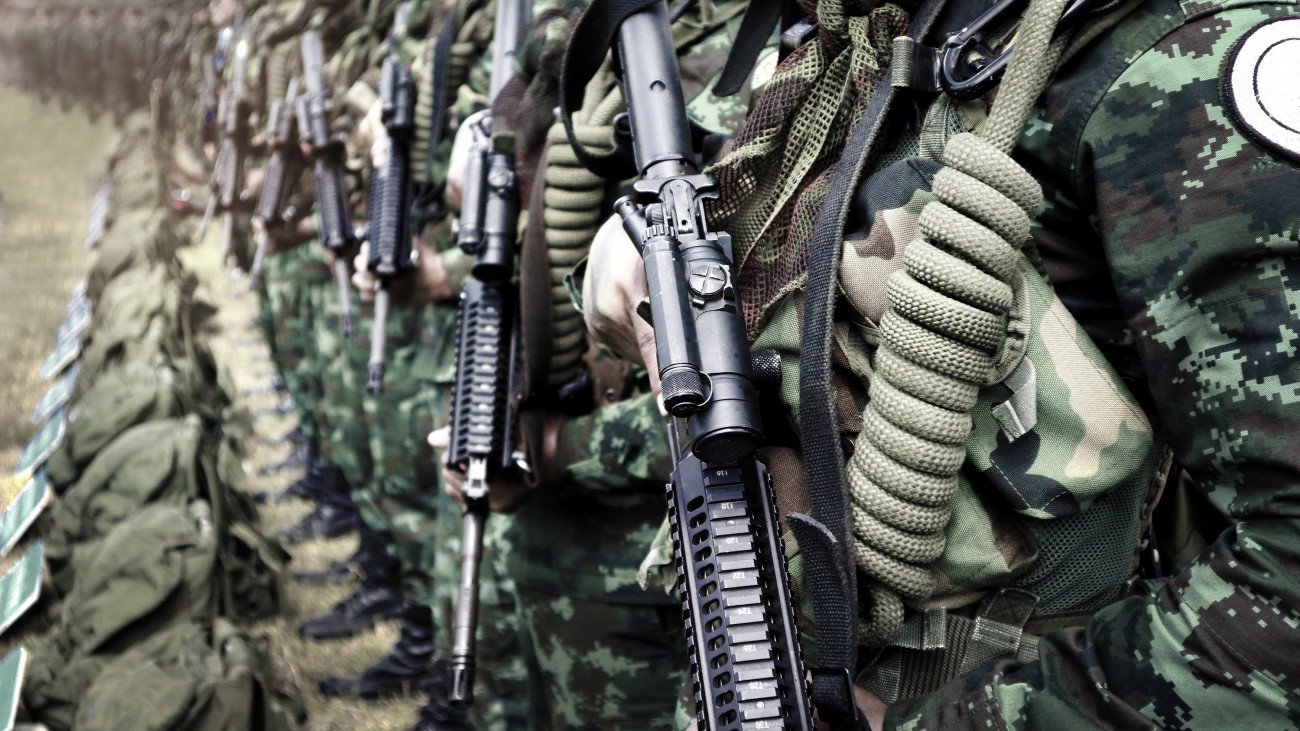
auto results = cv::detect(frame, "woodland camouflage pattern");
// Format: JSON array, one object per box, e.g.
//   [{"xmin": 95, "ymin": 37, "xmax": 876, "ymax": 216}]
[{"xmin": 887, "ymin": 0, "xmax": 1300, "ymax": 727}]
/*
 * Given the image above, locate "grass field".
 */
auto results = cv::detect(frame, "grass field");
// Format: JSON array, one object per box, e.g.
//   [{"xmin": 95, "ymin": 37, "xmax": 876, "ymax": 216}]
[{"xmin": 0, "ymin": 88, "xmax": 423, "ymax": 730}]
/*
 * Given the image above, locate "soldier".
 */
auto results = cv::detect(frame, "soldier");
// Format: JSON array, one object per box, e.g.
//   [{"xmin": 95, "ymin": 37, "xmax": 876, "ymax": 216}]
[
  {"xmin": 580, "ymin": 0, "xmax": 1300, "ymax": 728},
  {"xmin": 413, "ymin": 0, "xmax": 780, "ymax": 726}
]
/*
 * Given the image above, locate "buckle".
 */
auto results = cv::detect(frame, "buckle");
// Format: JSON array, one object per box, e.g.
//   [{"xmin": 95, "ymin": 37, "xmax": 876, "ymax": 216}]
[{"xmin": 811, "ymin": 666, "xmax": 861, "ymax": 728}]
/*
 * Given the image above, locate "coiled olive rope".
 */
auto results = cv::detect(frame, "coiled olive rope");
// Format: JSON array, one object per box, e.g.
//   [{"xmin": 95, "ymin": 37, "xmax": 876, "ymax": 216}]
[
  {"xmin": 850, "ymin": 0, "xmax": 1070, "ymax": 647},
  {"xmin": 542, "ymin": 81, "xmax": 621, "ymax": 386}
]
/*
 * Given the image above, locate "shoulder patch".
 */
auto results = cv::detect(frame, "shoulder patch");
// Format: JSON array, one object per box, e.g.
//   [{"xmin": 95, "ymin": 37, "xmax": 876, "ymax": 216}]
[{"xmin": 1225, "ymin": 15, "xmax": 1300, "ymax": 163}]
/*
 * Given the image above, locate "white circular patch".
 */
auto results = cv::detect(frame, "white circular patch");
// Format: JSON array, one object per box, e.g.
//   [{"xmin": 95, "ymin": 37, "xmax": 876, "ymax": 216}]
[{"xmin": 1227, "ymin": 16, "xmax": 1300, "ymax": 162}]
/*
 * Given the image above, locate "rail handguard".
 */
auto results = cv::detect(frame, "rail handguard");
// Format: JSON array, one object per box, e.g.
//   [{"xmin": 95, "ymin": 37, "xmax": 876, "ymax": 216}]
[
  {"xmin": 365, "ymin": 36, "xmax": 418, "ymax": 395},
  {"xmin": 249, "ymin": 76, "xmax": 303, "ymax": 289},
  {"xmin": 600, "ymin": 3, "xmax": 814, "ymax": 728},
  {"xmin": 201, "ymin": 20, "xmax": 251, "ymax": 272},
  {"xmin": 300, "ymin": 31, "xmax": 358, "ymax": 336},
  {"xmin": 444, "ymin": 0, "xmax": 530, "ymax": 707}
]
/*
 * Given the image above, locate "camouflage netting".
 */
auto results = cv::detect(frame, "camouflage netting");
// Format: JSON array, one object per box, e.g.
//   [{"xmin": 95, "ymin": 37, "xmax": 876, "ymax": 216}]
[{"xmin": 704, "ymin": 0, "xmax": 910, "ymax": 337}]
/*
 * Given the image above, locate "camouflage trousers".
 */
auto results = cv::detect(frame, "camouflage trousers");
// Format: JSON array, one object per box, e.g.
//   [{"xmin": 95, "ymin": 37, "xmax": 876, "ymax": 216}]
[
  {"xmin": 310, "ymin": 277, "xmax": 385, "ymax": 541},
  {"xmin": 515, "ymin": 588, "xmax": 686, "ymax": 730},
  {"xmin": 363, "ymin": 302, "xmax": 441, "ymax": 605},
  {"xmin": 427, "ymin": 381, "xmax": 531, "ymax": 730},
  {"xmin": 263, "ymin": 242, "xmax": 331, "ymax": 444}
]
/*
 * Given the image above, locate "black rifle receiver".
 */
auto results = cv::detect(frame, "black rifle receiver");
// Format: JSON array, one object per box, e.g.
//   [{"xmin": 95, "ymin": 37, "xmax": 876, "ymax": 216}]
[
  {"xmin": 201, "ymin": 15, "xmax": 252, "ymax": 271},
  {"xmin": 249, "ymin": 76, "xmax": 304, "ymax": 289},
  {"xmin": 300, "ymin": 31, "xmax": 358, "ymax": 337},
  {"xmin": 365, "ymin": 2, "xmax": 418, "ymax": 394},
  {"xmin": 610, "ymin": 4, "xmax": 813, "ymax": 729},
  {"xmin": 444, "ymin": 0, "xmax": 530, "ymax": 707}
]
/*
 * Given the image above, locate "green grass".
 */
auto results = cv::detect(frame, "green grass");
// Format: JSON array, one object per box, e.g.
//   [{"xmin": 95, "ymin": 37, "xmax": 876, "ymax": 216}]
[
  {"xmin": 184, "ymin": 233, "xmax": 427, "ymax": 731},
  {"xmin": 0, "ymin": 88, "xmax": 114, "ymax": 470},
  {"xmin": 0, "ymin": 90, "xmax": 425, "ymax": 730}
]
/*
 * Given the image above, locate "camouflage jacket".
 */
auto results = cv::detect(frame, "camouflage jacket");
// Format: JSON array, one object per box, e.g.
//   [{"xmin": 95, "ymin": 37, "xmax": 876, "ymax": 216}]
[{"xmin": 886, "ymin": 0, "xmax": 1300, "ymax": 727}]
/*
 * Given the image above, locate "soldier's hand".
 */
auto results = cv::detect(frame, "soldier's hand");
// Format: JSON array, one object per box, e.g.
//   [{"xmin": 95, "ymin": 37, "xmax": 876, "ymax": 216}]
[
  {"xmin": 358, "ymin": 99, "xmax": 387, "ymax": 168},
  {"xmin": 352, "ymin": 239, "xmax": 457, "ymax": 306},
  {"xmin": 427, "ymin": 427, "xmax": 533, "ymax": 512},
  {"xmin": 244, "ymin": 167, "xmax": 264, "ymax": 200},
  {"xmin": 446, "ymin": 109, "xmax": 488, "ymax": 212},
  {"xmin": 352, "ymin": 242, "xmax": 378, "ymax": 301},
  {"xmin": 585, "ymin": 214, "xmax": 664, "ymax": 411}
]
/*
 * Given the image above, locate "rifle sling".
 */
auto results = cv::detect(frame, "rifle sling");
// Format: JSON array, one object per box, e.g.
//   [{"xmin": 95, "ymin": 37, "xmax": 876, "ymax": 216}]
[
  {"xmin": 711, "ymin": 0, "xmax": 783, "ymax": 96},
  {"xmin": 558, "ymin": 0, "xmax": 657, "ymax": 179},
  {"xmin": 794, "ymin": 0, "xmax": 947, "ymax": 726}
]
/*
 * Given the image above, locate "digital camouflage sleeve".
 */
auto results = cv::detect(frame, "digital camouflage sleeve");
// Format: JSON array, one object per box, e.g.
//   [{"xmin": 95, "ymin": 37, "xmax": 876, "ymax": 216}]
[{"xmin": 888, "ymin": 0, "xmax": 1300, "ymax": 728}]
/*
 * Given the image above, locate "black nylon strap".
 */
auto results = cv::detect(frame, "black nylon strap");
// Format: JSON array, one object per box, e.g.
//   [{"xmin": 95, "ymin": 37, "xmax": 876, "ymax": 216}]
[
  {"xmin": 558, "ymin": 0, "xmax": 654, "ymax": 179},
  {"xmin": 427, "ymin": 0, "xmax": 486, "ymax": 182},
  {"xmin": 793, "ymin": 0, "xmax": 948, "ymax": 726},
  {"xmin": 425, "ymin": 9, "xmax": 459, "ymax": 183},
  {"xmin": 711, "ymin": 0, "xmax": 783, "ymax": 96}
]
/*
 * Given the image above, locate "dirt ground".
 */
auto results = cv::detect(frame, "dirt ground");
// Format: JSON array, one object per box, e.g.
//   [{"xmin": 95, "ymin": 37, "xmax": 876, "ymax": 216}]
[{"xmin": 0, "ymin": 88, "xmax": 422, "ymax": 731}]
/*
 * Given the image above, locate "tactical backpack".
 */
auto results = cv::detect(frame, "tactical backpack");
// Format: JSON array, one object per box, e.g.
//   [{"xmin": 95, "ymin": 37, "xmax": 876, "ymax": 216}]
[
  {"xmin": 86, "ymin": 204, "xmax": 184, "ymax": 302},
  {"xmin": 78, "ymin": 262, "xmax": 218, "ymax": 390},
  {"xmin": 73, "ymin": 620, "xmax": 302, "ymax": 731},
  {"xmin": 45, "ymin": 361, "xmax": 188, "ymax": 491},
  {"xmin": 44, "ymin": 415, "xmax": 287, "ymax": 617},
  {"xmin": 27, "ymin": 514, "xmax": 299, "ymax": 731},
  {"xmin": 25, "ymin": 501, "xmax": 220, "ymax": 730},
  {"xmin": 689, "ymin": 0, "xmax": 1165, "ymax": 710}
]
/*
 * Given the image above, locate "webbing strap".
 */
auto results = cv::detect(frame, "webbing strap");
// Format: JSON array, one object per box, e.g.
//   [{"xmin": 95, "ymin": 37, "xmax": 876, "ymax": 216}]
[
  {"xmin": 793, "ymin": 0, "xmax": 948, "ymax": 725},
  {"xmin": 712, "ymin": 0, "xmax": 783, "ymax": 96},
  {"xmin": 425, "ymin": 10, "xmax": 458, "ymax": 182},
  {"xmin": 427, "ymin": 0, "xmax": 486, "ymax": 182},
  {"xmin": 558, "ymin": 0, "xmax": 654, "ymax": 179}
]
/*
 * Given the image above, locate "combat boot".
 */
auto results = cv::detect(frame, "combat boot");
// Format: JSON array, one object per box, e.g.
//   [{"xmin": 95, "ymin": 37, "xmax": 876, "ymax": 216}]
[
  {"xmin": 319, "ymin": 602, "xmax": 437, "ymax": 698},
  {"xmin": 296, "ymin": 523, "xmax": 386, "ymax": 583},
  {"xmin": 261, "ymin": 424, "xmax": 307, "ymax": 447},
  {"xmin": 259, "ymin": 457, "xmax": 338, "ymax": 504},
  {"xmin": 409, "ymin": 660, "xmax": 473, "ymax": 731},
  {"xmin": 299, "ymin": 547, "xmax": 404, "ymax": 639},
  {"xmin": 254, "ymin": 392, "xmax": 296, "ymax": 418},
  {"xmin": 278, "ymin": 470, "xmax": 359, "ymax": 542},
  {"xmin": 261, "ymin": 438, "xmax": 318, "ymax": 476}
]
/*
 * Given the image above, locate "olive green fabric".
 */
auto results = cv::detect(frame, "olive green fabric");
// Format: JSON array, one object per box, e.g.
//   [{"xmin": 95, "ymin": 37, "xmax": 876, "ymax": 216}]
[
  {"xmin": 75, "ymin": 620, "xmax": 302, "ymax": 731},
  {"xmin": 25, "ymin": 502, "xmax": 221, "ymax": 731},
  {"xmin": 43, "ymin": 414, "xmax": 287, "ymax": 619}
]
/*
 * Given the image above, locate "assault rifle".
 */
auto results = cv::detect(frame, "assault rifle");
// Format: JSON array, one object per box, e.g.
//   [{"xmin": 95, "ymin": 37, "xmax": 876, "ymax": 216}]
[
  {"xmin": 248, "ymin": 76, "xmax": 303, "ymax": 289},
  {"xmin": 200, "ymin": 15, "xmax": 251, "ymax": 271},
  {"xmin": 300, "ymin": 30, "xmax": 357, "ymax": 337},
  {"xmin": 444, "ymin": 0, "xmax": 529, "ymax": 706},
  {"xmin": 566, "ymin": 2, "xmax": 813, "ymax": 728},
  {"xmin": 365, "ymin": 1, "xmax": 417, "ymax": 394}
]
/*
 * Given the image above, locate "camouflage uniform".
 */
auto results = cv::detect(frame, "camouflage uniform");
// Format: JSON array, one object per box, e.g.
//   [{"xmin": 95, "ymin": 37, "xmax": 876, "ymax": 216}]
[
  {"xmin": 680, "ymin": 0, "xmax": 1300, "ymax": 726},
  {"xmin": 883, "ymin": 1, "xmax": 1300, "ymax": 727},
  {"xmin": 409, "ymin": 3, "xmax": 534, "ymax": 722},
  {"xmin": 497, "ymin": 1, "xmax": 763, "ymax": 726}
]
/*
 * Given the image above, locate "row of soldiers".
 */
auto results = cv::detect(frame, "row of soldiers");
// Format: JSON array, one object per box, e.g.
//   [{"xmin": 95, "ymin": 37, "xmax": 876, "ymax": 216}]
[
  {"xmin": 0, "ymin": 0, "xmax": 205, "ymax": 125},
  {"xmin": 14, "ymin": 0, "xmax": 1300, "ymax": 726},
  {"xmin": 190, "ymin": 0, "xmax": 755, "ymax": 726}
]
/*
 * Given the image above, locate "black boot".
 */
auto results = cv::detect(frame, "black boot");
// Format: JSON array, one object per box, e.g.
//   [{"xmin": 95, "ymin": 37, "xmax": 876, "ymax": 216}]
[
  {"xmin": 261, "ymin": 438, "xmax": 317, "ymax": 476},
  {"xmin": 261, "ymin": 424, "xmax": 306, "ymax": 447},
  {"xmin": 260, "ymin": 459, "xmax": 341, "ymax": 505},
  {"xmin": 278, "ymin": 472, "xmax": 359, "ymax": 543},
  {"xmin": 319, "ymin": 602, "xmax": 437, "ymax": 698},
  {"xmin": 410, "ymin": 660, "xmax": 473, "ymax": 731},
  {"xmin": 254, "ymin": 392, "xmax": 296, "ymax": 418},
  {"xmin": 295, "ymin": 523, "xmax": 385, "ymax": 583},
  {"xmin": 299, "ymin": 548, "xmax": 404, "ymax": 639},
  {"xmin": 294, "ymin": 557, "xmax": 356, "ymax": 584},
  {"xmin": 243, "ymin": 371, "xmax": 285, "ymax": 398}
]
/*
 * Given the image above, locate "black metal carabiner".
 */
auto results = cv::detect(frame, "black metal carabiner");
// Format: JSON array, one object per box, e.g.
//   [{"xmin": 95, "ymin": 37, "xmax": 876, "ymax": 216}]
[{"xmin": 939, "ymin": 0, "xmax": 1102, "ymax": 100}]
